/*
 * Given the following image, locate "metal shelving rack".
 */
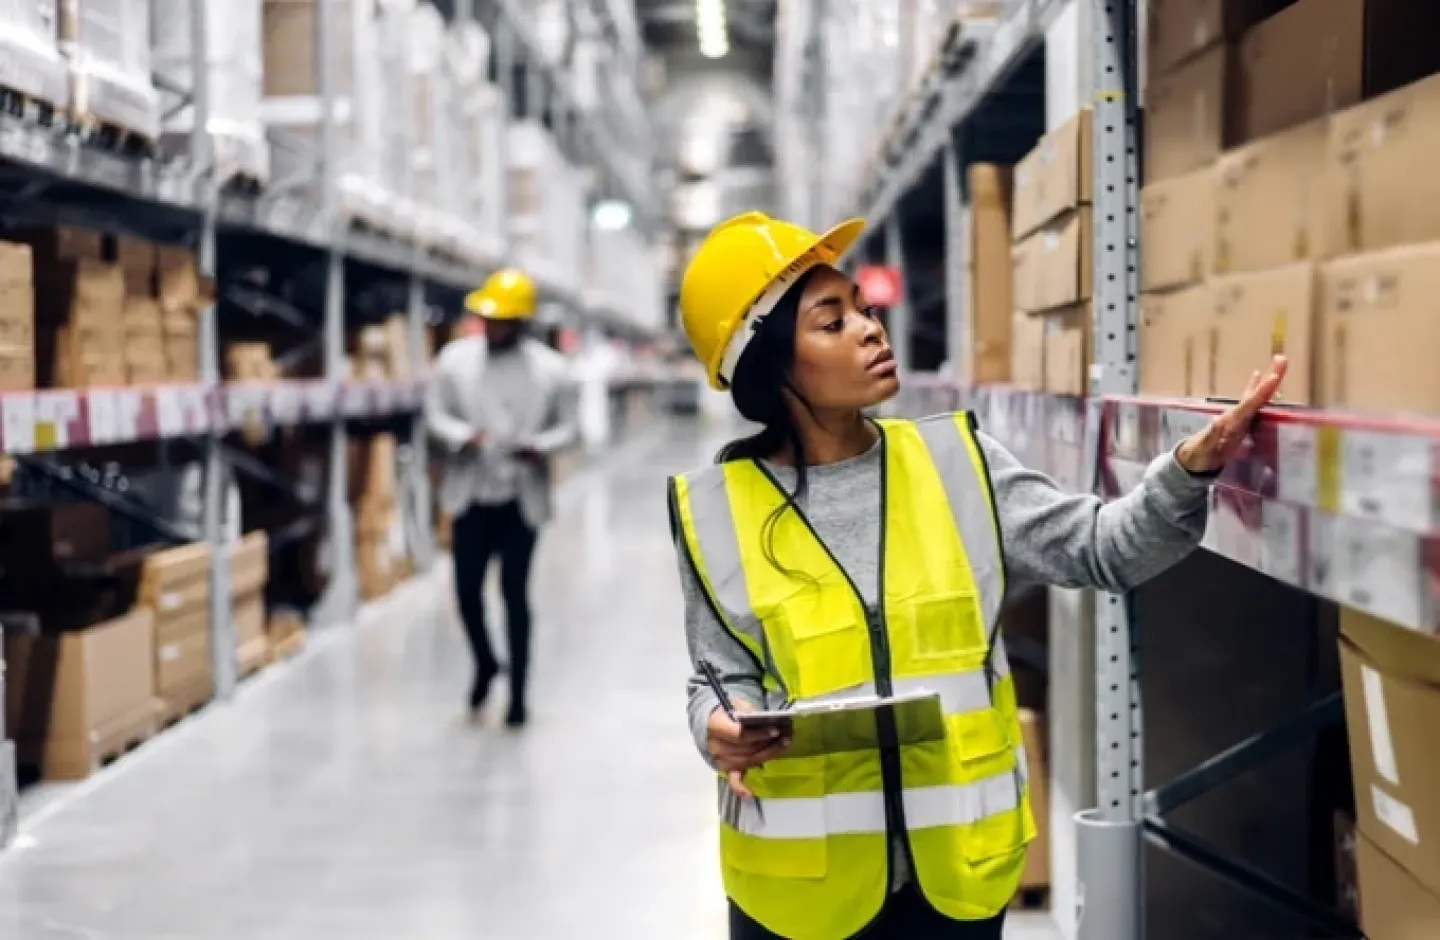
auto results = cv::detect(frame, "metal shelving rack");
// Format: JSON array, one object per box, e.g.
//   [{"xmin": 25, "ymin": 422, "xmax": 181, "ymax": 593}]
[
  {"xmin": 0, "ymin": 0, "xmax": 665, "ymax": 850},
  {"xmin": 810, "ymin": 1, "xmax": 1421, "ymax": 937}
]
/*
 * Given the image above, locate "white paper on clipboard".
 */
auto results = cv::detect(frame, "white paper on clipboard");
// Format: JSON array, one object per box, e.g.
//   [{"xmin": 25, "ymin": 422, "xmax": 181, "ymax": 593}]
[{"xmin": 737, "ymin": 689, "xmax": 947, "ymax": 759}]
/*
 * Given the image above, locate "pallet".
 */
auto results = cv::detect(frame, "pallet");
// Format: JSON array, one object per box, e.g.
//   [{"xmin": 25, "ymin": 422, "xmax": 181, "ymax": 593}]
[
  {"xmin": 1009, "ymin": 885, "xmax": 1050, "ymax": 912},
  {"xmin": 0, "ymin": 85, "xmax": 59, "ymax": 128},
  {"xmin": 22, "ymin": 699, "xmax": 157, "ymax": 782},
  {"xmin": 71, "ymin": 114, "xmax": 158, "ymax": 159},
  {"xmin": 156, "ymin": 675, "xmax": 214, "ymax": 730}
]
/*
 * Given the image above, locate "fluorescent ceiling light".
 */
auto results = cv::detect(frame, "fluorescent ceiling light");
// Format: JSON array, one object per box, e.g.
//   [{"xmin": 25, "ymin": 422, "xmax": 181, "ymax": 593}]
[
  {"xmin": 593, "ymin": 199, "xmax": 633, "ymax": 231},
  {"xmin": 696, "ymin": 0, "xmax": 729, "ymax": 58}
]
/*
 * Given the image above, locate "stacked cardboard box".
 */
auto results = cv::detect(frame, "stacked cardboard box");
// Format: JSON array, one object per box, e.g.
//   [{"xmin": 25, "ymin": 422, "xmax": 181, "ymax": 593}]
[
  {"xmin": 228, "ymin": 531, "xmax": 269, "ymax": 678},
  {"xmin": 225, "ymin": 342, "xmax": 278, "ymax": 382},
  {"xmin": 137, "ymin": 543, "xmax": 214, "ymax": 724},
  {"xmin": 4, "ymin": 608, "xmax": 158, "ymax": 780},
  {"xmin": 19, "ymin": 227, "xmax": 126, "ymax": 388},
  {"xmin": 1339, "ymin": 610, "xmax": 1440, "ymax": 938},
  {"xmin": 0, "ymin": 241, "xmax": 35, "ymax": 392},
  {"xmin": 351, "ymin": 433, "xmax": 405, "ymax": 600},
  {"xmin": 1010, "ymin": 110, "xmax": 1092, "ymax": 396},
  {"xmin": 115, "ymin": 236, "xmax": 168, "ymax": 385},
  {"xmin": 1138, "ymin": 0, "xmax": 1440, "ymax": 409},
  {"xmin": 956, "ymin": 164, "xmax": 1013, "ymax": 386},
  {"xmin": 350, "ymin": 316, "xmax": 414, "ymax": 381},
  {"xmin": 158, "ymin": 247, "xmax": 202, "ymax": 381}
]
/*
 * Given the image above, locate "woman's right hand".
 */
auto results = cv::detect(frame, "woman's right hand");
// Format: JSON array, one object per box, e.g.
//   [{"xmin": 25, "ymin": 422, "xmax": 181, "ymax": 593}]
[{"xmin": 708, "ymin": 701, "xmax": 791, "ymax": 799}]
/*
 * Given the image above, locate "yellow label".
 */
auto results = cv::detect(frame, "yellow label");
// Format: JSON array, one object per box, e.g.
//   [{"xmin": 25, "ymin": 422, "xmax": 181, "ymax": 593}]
[
  {"xmin": 34, "ymin": 420, "xmax": 57, "ymax": 451},
  {"xmin": 1316, "ymin": 426, "xmax": 1341, "ymax": 515},
  {"xmin": 1215, "ymin": 236, "xmax": 1230, "ymax": 274},
  {"xmin": 1271, "ymin": 308, "xmax": 1287, "ymax": 356}
]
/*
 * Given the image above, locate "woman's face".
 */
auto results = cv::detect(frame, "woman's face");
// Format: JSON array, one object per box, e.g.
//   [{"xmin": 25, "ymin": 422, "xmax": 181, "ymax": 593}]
[{"xmin": 787, "ymin": 265, "xmax": 899, "ymax": 411}]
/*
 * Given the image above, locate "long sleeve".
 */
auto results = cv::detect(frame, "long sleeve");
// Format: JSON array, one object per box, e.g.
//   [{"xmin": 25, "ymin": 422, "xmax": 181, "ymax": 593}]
[
  {"xmin": 674, "ymin": 531, "xmax": 766, "ymax": 767},
  {"xmin": 976, "ymin": 430, "xmax": 1213, "ymax": 594},
  {"xmin": 424, "ymin": 350, "xmax": 473, "ymax": 451},
  {"xmin": 527, "ymin": 376, "xmax": 580, "ymax": 456}
]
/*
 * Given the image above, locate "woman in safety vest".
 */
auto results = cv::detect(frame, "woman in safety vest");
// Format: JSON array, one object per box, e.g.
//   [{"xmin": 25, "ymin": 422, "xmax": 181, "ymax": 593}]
[{"xmin": 667, "ymin": 212, "xmax": 1286, "ymax": 940}]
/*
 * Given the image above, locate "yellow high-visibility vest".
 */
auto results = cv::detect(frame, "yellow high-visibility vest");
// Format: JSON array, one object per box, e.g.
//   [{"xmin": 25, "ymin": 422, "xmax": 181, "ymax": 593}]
[{"xmin": 669, "ymin": 413, "xmax": 1034, "ymax": 939}]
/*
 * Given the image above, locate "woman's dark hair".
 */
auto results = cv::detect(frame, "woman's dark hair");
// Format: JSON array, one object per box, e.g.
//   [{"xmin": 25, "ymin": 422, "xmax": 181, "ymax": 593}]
[{"xmin": 716, "ymin": 267, "xmax": 822, "ymax": 577}]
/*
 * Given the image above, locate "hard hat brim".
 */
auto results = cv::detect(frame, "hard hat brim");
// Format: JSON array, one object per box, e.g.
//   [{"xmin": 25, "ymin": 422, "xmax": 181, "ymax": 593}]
[{"xmin": 705, "ymin": 217, "xmax": 868, "ymax": 390}]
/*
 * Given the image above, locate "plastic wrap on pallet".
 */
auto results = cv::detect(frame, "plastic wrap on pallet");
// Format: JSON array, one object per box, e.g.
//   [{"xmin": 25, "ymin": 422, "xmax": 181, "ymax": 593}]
[
  {"xmin": 0, "ymin": 0, "xmax": 69, "ymax": 111},
  {"xmin": 59, "ymin": 0, "xmax": 159, "ymax": 141},
  {"xmin": 507, "ymin": 120, "xmax": 586, "ymax": 299},
  {"xmin": 406, "ymin": 1, "xmax": 445, "ymax": 251},
  {"xmin": 150, "ymin": 0, "xmax": 268, "ymax": 183},
  {"xmin": 585, "ymin": 225, "xmax": 664, "ymax": 334},
  {"xmin": 443, "ymin": 21, "xmax": 499, "ymax": 268},
  {"xmin": 337, "ymin": 0, "xmax": 390, "ymax": 231},
  {"xmin": 370, "ymin": 0, "xmax": 418, "ymax": 240}
]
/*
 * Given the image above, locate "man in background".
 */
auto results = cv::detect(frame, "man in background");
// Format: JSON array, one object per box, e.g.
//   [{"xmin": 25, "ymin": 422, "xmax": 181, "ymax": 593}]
[{"xmin": 425, "ymin": 268, "xmax": 577, "ymax": 727}]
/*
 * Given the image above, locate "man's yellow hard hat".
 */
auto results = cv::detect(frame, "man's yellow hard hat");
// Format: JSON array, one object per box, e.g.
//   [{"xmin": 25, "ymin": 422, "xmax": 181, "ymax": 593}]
[
  {"xmin": 679, "ymin": 211, "xmax": 865, "ymax": 390},
  {"xmin": 465, "ymin": 268, "xmax": 537, "ymax": 320}
]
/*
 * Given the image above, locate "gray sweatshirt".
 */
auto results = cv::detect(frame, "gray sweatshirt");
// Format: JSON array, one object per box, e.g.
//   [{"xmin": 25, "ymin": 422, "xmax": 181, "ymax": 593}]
[{"xmin": 673, "ymin": 428, "xmax": 1213, "ymax": 888}]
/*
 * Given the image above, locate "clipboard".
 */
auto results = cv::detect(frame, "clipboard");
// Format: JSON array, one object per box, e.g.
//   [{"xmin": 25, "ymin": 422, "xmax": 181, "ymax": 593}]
[{"xmin": 737, "ymin": 689, "xmax": 947, "ymax": 759}]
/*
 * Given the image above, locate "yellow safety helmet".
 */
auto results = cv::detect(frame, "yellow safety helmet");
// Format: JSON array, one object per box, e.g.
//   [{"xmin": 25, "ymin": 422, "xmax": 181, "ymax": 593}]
[
  {"xmin": 465, "ymin": 268, "xmax": 537, "ymax": 320},
  {"xmin": 679, "ymin": 211, "xmax": 865, "ymax": 390}
]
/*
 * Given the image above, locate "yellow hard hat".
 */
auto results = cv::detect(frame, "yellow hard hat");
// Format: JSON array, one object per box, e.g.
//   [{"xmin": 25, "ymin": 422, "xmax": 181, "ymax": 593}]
[
  {"xmin": 679, "ymin": 211, "xmax": 865, "ymax": 390},
  {"xmin": 465, "ymin": 268, "xmax": 537, "ymax": 320}
]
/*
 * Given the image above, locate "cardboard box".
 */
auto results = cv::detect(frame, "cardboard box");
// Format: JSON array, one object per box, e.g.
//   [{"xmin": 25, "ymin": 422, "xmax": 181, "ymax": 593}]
[
  {"xmin": 0, "ymin": 343, "xmax": 33, "ymax": 391},
  {"xmin": 1238, "ymin": 0, "xmax": 1363, "ymax": 142},
  {"xmin": 1140, "ymin": 286, "xmax": 1211, "ymax": 399},
  {"xmin": 1340, "ymin": 609, "xmax": 1440, "ymax": 898},
  {"xmin": 122, "ymin": 296, "xmax": 163, "ymax": 338},
  {"xmin": 157, "ymin": 246, "xmax": 205, "ymax": 310},
  {"xmin": 1318, "ymin": 243, "xmax": 1440, "ymax": 413},
  {"xmin": 1325, "ymin": 72, "xmax": 1440, "ymax": 258},
  {"xmin": 1208, "ymin": 263, "xmax": 1315, "ymax": 404},
  {"xmin": 1018, "ymin": 709, "xmax": 1050, "ymax": 889},
  {"xmin": 228, "ymin": 530, "xmax": 270, "ymax": 598},
  {"xmin": 1140, "ymin": 166, "xmax": 1215, "ymax": 290},
  {"xmin": 224, "ymin": 342, "xmax": 276, "ymax": 381},
  {"xmin": 1042, "ymin": 304, "xmax": 1091, "ymax": 397},
  {"xmin": 165, "ymin": 337, "xmax": 199, "ymax": 381},
  {"xmin": 1214, "ymin": 118, "xmax": 1327, "ymax": 274},
  {"xmin": 1011, "ymin": 237, "xmax": 1038, "ymax": 314},
  {"xmin": 0, "ymin": 239, "xmax": 32, "ymax": 282},
  {"xmin": 1144, "ymin": 43, "xmax": 1233, "ymax": 181},
  {"xmin": 966, "ymin": 163, "xmax": 1014, "ymax": 385},
  {"xmin": 113, "ymin": 236, "xmax": 156, "ymax": 296},
  {"xmin": 154, "ymin": 609, "xmax": 212, "ymax": 695},
  {"xmin": 14, "ymin": 226, "xmax": 104, "ymax": 263},
  {"xmin": 3, "ymin": 609, "xmax": 157, "ymax": 780},
  {"xmin": 1031, "ymin": 207, "xmax": 1092, "ymax": 312},
  {"xmin": 1011, "ymin": 310, "xmax": 1045, "ymax": 391},
  {"xmin": 1357, "ymin": 834, "xmax": 1440, "ymax": 939},
  {"xmin": 0, "ymin": 281, "xmax": 36, "ymax": 347},
  {"xmin": 1013, "ymin": 110, "xmax": 1092, "ymax": 240},
  {"xmin": 1148, "ymin": 0, "xmax": 1291, "ymax": 76}
]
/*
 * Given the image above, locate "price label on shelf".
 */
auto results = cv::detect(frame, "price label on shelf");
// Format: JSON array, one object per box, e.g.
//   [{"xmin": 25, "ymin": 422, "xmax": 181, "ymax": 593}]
[
  {"xmin": 87, "ymin": 389, "xmax": 120, "ymax": 445},
  {"xmin": 270, "ymin": 383, "xmax": 302, "ymax": 425},
  {"xmin": 303, "ymin": 381, "xmax": 338, "ymax": 420},
  {"xmin": 373, "ymin": 383, "xmax": 396, "ymax": 415},
  {"xmin": 1275, "ymin": 423, "xmax": 1318, "ymax": 507},
  {"xmin": 340, "ymin": 383, "xmax": 370, "ymax": 417},
  {"xmin": 155, "ymin": 386, "xmax": 186, "ymax": 437},
  {"xmin": 227, "ymin": 386, "xmax": 265, "ymax": 427},
  {"xmin": 34, "ymin": 391, "xmax": 79, "ymax": 451},
  {"xmin": 183, "ymin": 385, "xmax": 213, "ymax": 432},
  {"xmin": 1, "ymin": 392, "xmax": 35, "ymax": 454},
  {"xmin": 1342, "ymin": 430, "xmax": 1434, "ymax": 535}
]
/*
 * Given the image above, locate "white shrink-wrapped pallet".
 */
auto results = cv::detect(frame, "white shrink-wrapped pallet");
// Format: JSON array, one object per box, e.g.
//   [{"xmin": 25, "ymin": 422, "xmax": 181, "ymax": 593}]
[
  {"xmin": 586, "ymin": 225, "xmax": 664, "ymax": 335},
  {"xmin": 151, "ymin": 0, "xmax": 268, "ymax": 183},
  {"xmin": 370, "ymin": 0, "xmax": 418, "ymax": 241},
  {"xmin": 60, "ymin": 0, "xmax": 160, "ymax": 141},
  {"xmin": 406, "ymin": 1, "xmax": 445, "ymax": 251},
  {"xmin": 339, "ymin": 0, "xmax": 392, "ymax": 232},
  {"xmin": 444, "ymin": 21, "xmax": 502, "ymax": 268},
  {"xmin": 261, "ymin": 0, "xmax": 355, "ymax": 207},
  {"xmin": 0, "ymin": 0, "xmax": 69, "ymax": 111},
  {"xmin": 507, "ymin": 120, "xmax": 586, "ymax": 299}
]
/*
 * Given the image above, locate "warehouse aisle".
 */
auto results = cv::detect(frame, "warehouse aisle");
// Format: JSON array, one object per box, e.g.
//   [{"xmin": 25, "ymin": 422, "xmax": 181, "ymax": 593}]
[{"xmin": 0, "ymin": 418, "xmax": 1059, "ymax": 940}]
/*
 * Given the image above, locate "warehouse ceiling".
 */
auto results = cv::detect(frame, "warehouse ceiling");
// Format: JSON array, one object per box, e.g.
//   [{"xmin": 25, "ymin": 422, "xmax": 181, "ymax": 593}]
[{"xmin": 636, "ymin": 0, "xmax": 778, "ymax": 235}]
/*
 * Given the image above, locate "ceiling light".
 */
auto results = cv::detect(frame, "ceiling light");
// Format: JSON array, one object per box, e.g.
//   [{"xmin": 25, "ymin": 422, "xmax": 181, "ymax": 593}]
[{"xmin": 696, "ymin": 0, "xmax": 729, "ymax": 59}]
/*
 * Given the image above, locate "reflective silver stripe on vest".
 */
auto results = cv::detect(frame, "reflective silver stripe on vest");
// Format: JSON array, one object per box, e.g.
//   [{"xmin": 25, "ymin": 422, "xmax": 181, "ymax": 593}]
[
  {"xmin": 721, "ymin": 767, "xmax": 1023, "ymax": 839},
  {"xmin": 682, "ymin": 465, "xmax": 752, "ymax": 618},
  {"xmin": 913, "ymin": 414, "xmax": 1005, "ymax": 629}
]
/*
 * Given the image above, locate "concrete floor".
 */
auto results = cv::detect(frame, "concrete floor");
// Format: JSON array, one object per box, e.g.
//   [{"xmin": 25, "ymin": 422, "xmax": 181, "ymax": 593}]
[{"xmin": 0, "ymin": 417, "xmax": 1061, "ymax": 939}]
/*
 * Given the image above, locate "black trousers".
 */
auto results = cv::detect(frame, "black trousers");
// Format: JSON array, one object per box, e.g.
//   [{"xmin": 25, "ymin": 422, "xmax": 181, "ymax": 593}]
[
  {"xmin": 451, "ymin": 500, "xmax": 538, "ymax": 705},
  {"xmin": 729, "ymin": 885, "xmax": 1006, "ymax": 940}
]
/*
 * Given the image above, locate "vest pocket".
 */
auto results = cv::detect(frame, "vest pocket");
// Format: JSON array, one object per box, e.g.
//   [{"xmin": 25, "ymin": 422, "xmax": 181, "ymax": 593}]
[
  {"xmin": 770, "ymin": 601, "xmax": 870, "ymax": 700},
  {"xmin": 910, "ymin": 592, "xmax": 987, "ymax": 664}
]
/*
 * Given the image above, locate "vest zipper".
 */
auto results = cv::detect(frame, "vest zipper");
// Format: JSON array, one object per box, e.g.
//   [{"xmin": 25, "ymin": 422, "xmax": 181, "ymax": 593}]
[{"xmin": 752, "ymin": 421, "xmax": 917, "ymax": 899}]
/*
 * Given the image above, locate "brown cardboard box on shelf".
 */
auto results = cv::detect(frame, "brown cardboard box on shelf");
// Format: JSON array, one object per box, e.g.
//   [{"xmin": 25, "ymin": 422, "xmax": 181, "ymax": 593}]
[
  {"xmin": 228, "ymin": 531, "xmax": 270, "ymax": 599},
  {"xmin": 966, "ymin": 163, "xmax": 1014, "ymax": 385},
  {"xmin": 52, "ymin": 329, "xmax": 125, "ymax": 388},
  {"xmin": 0, "ymin": 281, "xmax": 35, "ymax": 349},
  {"xmin": 1011, "ymin": 236, "xmax": 1037, "ymax": 314},
  {"xmin": 224, "ymin": 342, "xmax": 277, "ymax": 381},
  {"xmin": 1139, "ymin": 285, "xmax": 1211, "ymax": 398},
  {"xmin": 139, "ymin": 543, "xmax": 214, "ymax": 719},
  {"xmin": 1340, "ymin": 608, "xmax": 1440, "ymax": 899},
  {"xmin": 1148, "ymin": 0, "xmax": 1290, "ymax": 76},
  {"xmin": 1241, "ymin": 0, "xmax": 1440, "ymax": 145},
  {"xmin": 1144, "ymin": 43, "xmax": 1233, "ymax": 181},
  {"xmin": 1042, "ymin": 303, "xmax": 1091, "ymax": 397},
  {"xmin": 157, "ymin": 246, "xmax": 202, "ymax": 309},
  {"xmin": 233, "ymin": 593, "xmax": 268, "ymax": 677},
  {"xmin": 263, "ymin": 0, "xmax": 352, "ymax": 99},
  {"xmin": 3, "ymin": 609, "xmax": 157, "ymax": 780},
  {"xmin": 13, "ymin": 226, "xmax": 104, "ymax": 263},
  {"xmin": 1357, "ymin": 833, "xmax": 1440, "ymax": 939},
  {"xmin": 1011, "ymin": 311, "xmax": 1045, "ymax": 391},
  {"xmin": 1140, "ymin": 166, "xmax": 1215, "ymax": 290},
  {"xmin": 1208, "ymin": 263, "xmax": 1315, "ymax": 404},
  {"xmin": 350, "ymin": 433, "xmax": 398, "ymax": 508},
  {"xmin": 1324, "ymin": 72, "xmax": 1440, "ymax": 258},
  {"xmin": 384, "ymin": 315, "xmax": 413, "ymax": 379},
  {"xmin": 0, "ymin": 344, "xmax": 33, "ymax": 391},
  {"xmin": 123, "ymin": 296, "xmax": 163, "ymax": 339},
  {"xmin": 113, "ymin": 235, "xmax": 156, "ymax": 296},
  {"xmin": 1031, "ymin": 208, "xmax": 1092, "ymax": 313},
  {"xmin": 1214, "ymin": 119, "xmax": 1326, "ymax": 275},
  {"xmin": 1237, "ymin": 0, "xmax": 1363, "ymax": 142},
  {"xmin": 1012, "ymin": 110, "xmax": 1091, "ymax": 241},
  {"xmin": 166, "ymin": 338, "xmax": 199, "ymax": 382},
  {"xmin": 1317, "ymin": 243, "xmax": 1440, "ymax": 414},
  {"xmin": 1018, "ymin": 709, "xmax": 1050, "ymax": 890},
  {"xmin": 124, "ymin": 348, "xmax": 168, "ymax": 386}
]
